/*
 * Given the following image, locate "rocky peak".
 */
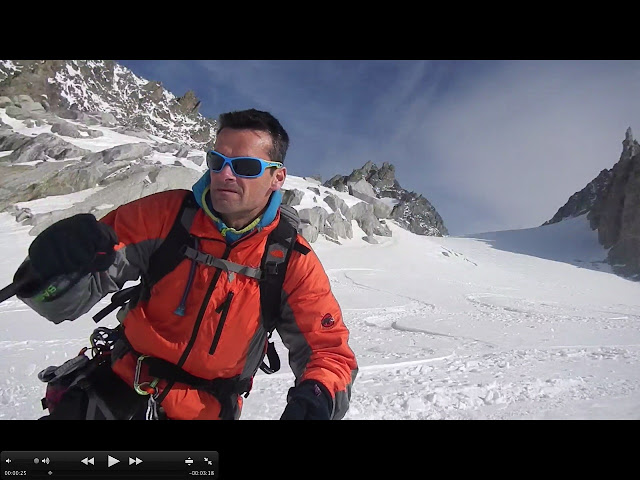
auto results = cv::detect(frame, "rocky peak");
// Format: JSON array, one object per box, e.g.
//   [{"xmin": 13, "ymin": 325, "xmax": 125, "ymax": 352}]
[
  {"xmin": 0, "ymin": 60, "xmax": 217, "ymax": 150},
  {"xmin": 588, "ymin": 129, "xmax": 640, "ymax": 277},
  {"xmin": 177, "ymin": 90, "xmax": 201, "ymax": 115},
  {"xmin": 365, "ymin": 162, "xmax": 398, "ymax": 192},
  {"xmin": 622, "ymin": 127, "xmax": 640, "ymax": 160},
  {"xmin": 323, "ymin": 161, "xmax": 448, "ymax": 236}
]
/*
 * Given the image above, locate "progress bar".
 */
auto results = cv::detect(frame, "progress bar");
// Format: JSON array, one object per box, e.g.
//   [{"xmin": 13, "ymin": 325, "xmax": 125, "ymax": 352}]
[{"xmin": 1, "ymin": 451, "xmax": 218, "ymax": 479}]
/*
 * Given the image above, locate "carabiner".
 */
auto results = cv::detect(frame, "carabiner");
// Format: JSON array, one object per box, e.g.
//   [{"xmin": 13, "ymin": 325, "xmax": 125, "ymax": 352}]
[{"xmin": 133, "ymin": 355, "xmax": 159, "ymax": 396}]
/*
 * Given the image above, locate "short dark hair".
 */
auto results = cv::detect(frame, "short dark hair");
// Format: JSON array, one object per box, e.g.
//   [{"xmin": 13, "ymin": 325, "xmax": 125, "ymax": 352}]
[{"xmin": 217, "ymin": 108, "xmax": 289, "ymax": 164}]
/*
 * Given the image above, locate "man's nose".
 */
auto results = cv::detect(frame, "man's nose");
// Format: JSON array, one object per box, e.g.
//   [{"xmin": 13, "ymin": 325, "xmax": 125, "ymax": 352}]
[{"xmin": 215, "ymin": 164, "xmax": 236, "ymax": 179}]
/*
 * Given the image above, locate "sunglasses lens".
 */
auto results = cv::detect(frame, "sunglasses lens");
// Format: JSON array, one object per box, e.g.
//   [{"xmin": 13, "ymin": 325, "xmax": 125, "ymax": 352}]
[
  {"xmin": 207, "ymin": 151, "xmax": 269, "ymax": 177},
  {"xmin": 232, "ymin": 158, "xmax": 262, "ymax": 177},
  {"xmin": 207, "ymin": 151, "xmax": 225, "ymax": 171}
]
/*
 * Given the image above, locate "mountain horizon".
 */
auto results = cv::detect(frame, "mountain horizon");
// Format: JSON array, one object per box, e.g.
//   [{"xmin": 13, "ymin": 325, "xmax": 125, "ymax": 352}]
[{"xmin": 1, "ymin": 59, "xmax": 639, "ymax": 281}]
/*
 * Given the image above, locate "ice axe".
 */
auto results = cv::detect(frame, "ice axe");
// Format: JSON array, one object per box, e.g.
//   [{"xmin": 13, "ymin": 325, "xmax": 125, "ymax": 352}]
[
  {"xmin": 0, "ymin": 260, "xmax": 58, "ymax": 303},
  {"xmin": 0, "ymin": 279, "xmax": 25, "ymax": 304},
  {"xmin": 0, "ymin": 262, "xmax": 39, "ymax": 304},
  {"xmin": 0, "ymin": 262, "xmax": 78, "ymax": 305}
]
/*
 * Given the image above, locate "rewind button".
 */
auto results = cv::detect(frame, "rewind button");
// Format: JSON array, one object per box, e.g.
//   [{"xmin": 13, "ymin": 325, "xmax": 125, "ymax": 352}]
[{"xmin": 81, "ymin": 457, "xmax": 95, "ymax": 465}]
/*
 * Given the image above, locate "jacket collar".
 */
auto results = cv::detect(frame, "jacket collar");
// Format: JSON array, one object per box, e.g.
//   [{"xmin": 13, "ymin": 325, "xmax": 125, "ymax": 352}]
[{"xmin": 192, "ymin": 171, "xmax": 282, "ymax": 243}]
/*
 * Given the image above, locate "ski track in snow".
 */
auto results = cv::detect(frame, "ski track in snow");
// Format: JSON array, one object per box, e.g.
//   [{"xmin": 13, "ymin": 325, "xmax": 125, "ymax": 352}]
[
  {"xmin": 2, "ymin": 268, "xmax": 640, "ymax": 420},
  {"xmin": 466, "ymin": 293, "xmax": 640, "ymax": 328},
  {"xmin": 240, "ymin": 268, "xmax": 640, "ymax": 420}
]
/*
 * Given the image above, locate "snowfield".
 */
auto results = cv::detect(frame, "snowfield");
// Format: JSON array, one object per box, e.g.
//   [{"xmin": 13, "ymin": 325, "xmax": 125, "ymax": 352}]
[
  {"xmin": 2, "ymin": 208, "xmax": 639, "ymax": 421},
  {"xmin": 1, "ymin": 113, "xmax": 639, "ymax": 422}
]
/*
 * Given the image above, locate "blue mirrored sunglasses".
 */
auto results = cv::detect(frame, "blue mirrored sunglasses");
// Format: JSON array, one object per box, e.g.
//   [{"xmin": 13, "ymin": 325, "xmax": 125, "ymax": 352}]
[{"xmin": 206, "ymin": 150, "xmax": 283, "ymax": 178}]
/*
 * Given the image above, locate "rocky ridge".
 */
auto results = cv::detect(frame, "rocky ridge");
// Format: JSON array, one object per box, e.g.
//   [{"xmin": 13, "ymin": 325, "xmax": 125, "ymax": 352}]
[
  {"xmin": 545, "ymin": 127, "xmax": 640, "ymax": 278},
  {"xmin": 0, "ymin": 95, "xmax": 446, "ymax": 244},
  {"xmin": 322, "ymin": 161, "xmax": 447, "ymax": 237},
  {"xmin": 0, "ymin": 60, "xmax": 217, "ymax": 150}
]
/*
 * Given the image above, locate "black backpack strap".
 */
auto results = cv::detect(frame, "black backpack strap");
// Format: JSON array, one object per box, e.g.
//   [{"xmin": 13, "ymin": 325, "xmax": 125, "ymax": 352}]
[
  {"xmin": 92, "ymin": 285, "xmax": 142, "ymax": 323},
  {"xmin": 146, "ymin": 191, "xmax": 199, "ymax": 287},
  {"xmin": 144, "ymin": 356, "xmax": 251, "ymax": 419},
  {"xmin": 92, "ymin": 191, "xmax": 199, "ymax": 323},
  {"xmin": 258, "ymin": 205, "xmax": 310, "ymax": 374}
]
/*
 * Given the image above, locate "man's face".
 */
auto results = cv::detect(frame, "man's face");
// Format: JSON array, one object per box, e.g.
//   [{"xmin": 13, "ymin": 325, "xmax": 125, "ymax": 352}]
[{"xmin": 209, "ymin": 127, "xmax": 286, "ymax": 229}]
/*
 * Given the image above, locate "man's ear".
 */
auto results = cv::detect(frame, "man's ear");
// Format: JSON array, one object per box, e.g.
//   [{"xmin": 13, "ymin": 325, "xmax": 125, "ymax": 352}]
[{"xmin": 271, "ymin": 167, "xmax": 287, "ymax": 191}]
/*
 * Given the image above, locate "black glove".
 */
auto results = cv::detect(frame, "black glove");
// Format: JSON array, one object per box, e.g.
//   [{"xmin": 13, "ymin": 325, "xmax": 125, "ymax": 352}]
[
  {"xmin": 19, "ymin": 214, "xmax": 118, "ymax": 284},
  {"xmin": 280, "ymin": 380, "xmax": 332, "ymax": 420}
]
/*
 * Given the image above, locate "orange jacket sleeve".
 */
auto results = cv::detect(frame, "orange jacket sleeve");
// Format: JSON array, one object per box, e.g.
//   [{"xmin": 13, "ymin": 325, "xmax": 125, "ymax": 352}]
[{"xmin": 277, "ymin": 235, "xmax": 358, "ymax": 419}]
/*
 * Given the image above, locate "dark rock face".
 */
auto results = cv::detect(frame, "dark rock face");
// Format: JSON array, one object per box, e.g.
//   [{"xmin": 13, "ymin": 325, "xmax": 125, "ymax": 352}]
[
  {"xmin": 390, "ymin": 192, "xmax": 448, "ymax": 237},
  {"xmin": 545, "ymin": 127, "xmax": 640, "ymax": 279},
  {"xmin": 324, "ymin": 161, "xmax": 448, "ymax": 236},
  {"xmin": 543, "ymin": 169, "xmax": 613, "ymax": 226},
  {"xmin": 589, "ymin": 129, "xmax": 640, "ymax": 277}
]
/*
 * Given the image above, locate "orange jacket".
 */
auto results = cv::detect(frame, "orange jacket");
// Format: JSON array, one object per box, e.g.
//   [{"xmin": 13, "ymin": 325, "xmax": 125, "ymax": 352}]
[{"xmin": 90, "ymin": 189, "xmax": 357, "ymax": 419}]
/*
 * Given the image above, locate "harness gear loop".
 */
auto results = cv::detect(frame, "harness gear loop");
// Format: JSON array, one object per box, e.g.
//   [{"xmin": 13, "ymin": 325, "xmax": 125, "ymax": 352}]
[{"xmin": 134, "ymin": 355, "xmax": 159, "ymax": 396}]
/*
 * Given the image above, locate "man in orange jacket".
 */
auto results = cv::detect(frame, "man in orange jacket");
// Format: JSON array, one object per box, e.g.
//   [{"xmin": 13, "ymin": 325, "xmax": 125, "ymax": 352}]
[{"xmin": 14, "ymin": 108, "xmax": 358, "ymax": 420}]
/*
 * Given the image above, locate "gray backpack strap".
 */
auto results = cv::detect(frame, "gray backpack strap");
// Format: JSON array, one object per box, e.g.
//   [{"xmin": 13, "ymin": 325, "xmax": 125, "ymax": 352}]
[
  {"xmin": 258, "ymin": 205, "xmax": 311, "ymax": 375},
  {"xmin": 181, "ymin": 247, "xmax": 262, "ymax": 280},
  {"xmin": 279, "ymin": 204, "xmax": 301, "ymax": 231}
]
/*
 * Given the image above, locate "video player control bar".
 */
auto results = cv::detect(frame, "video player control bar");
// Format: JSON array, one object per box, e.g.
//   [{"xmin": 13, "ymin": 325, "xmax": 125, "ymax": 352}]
[{"xmin": 1, "ymin": 451, "xmax": 218, "ymax": 479}]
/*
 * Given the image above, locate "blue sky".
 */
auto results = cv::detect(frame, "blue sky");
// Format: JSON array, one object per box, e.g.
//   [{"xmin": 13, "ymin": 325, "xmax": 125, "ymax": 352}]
[{"xmin": 117, "ymin": 60, "xmax": 640, "ymax": 236}]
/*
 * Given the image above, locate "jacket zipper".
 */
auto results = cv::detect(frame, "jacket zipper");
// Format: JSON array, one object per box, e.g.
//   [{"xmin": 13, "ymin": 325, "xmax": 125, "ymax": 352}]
[
  {"xmin": 209, "ymin": 291, "xmax": 234, "ymax": 355},
  {"xmin": 174, "ymin": 237, "xmax": 199, "ymax": 316}
]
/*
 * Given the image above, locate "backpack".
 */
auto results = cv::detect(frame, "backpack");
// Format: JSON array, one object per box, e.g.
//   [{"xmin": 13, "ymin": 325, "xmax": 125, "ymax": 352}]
[{"xmin": 92, "ymin": 191, "xmax": 310, "ymax": 375}]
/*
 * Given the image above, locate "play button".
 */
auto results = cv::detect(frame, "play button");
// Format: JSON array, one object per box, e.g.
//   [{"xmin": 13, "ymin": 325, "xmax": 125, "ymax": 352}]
[{"xmin": 107, "ymin": 455, "xmax": 120, "ymax": 467}]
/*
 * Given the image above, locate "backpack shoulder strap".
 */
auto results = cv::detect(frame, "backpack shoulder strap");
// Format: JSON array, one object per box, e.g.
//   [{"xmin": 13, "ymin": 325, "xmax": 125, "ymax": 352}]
[
  {"xmin": 146, "ymin": 191, "xmax": 199, "ymax": 287},
  {"xmin": 92, "ymin": 191, "xmax": 199, "ymax": 323},
  {"xmin": 258, "ymin": 205, "xmax": 310, "ymax": 374}
]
